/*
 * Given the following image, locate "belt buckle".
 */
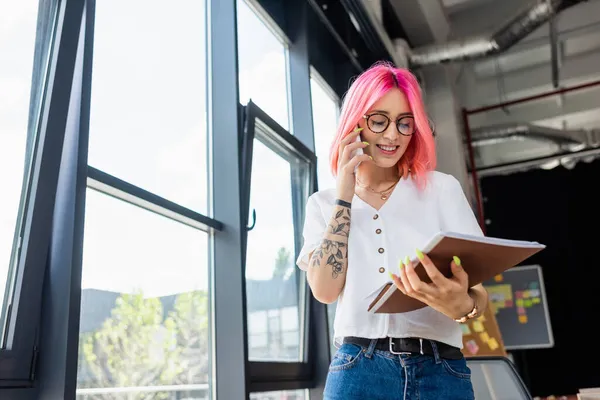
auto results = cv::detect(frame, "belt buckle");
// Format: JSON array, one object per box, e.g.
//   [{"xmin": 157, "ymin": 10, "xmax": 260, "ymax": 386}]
[{"xmin": 389, "ymin": 338, "xmax": 412, "ymax": 355}]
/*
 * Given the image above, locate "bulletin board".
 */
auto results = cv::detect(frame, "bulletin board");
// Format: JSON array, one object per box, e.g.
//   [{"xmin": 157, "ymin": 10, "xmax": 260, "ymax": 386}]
[
  {"xmin": 461, "ymin": 301, "xmax": 507, "ymax": 357},
  {"xmin": 483, "ymin": 264, "xmax": 554, "ymax": 350}
]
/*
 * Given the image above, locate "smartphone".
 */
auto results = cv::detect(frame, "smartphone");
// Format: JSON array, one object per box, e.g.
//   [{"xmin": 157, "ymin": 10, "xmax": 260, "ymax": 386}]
[{"xmin": 354, "ymin": 133, "xmax": 364, "ymax": 173}]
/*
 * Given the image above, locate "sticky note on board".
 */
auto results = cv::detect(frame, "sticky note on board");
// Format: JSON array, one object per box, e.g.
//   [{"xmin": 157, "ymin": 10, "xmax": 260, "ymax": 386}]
[
  {"xmin": 505, "ymin": 299, "xmax": 513, "ymax": 307},
  {"xmin": 532, "ymin": 297, "xmax": 541, "ymax": 304},
  {"xmin": 466, "ymin": 339, "xmax": 479, "ymax": 354},
  {"xmin": 524, "ymin": 299, "xmax": 533, "ymax": 307},
  {"xmin": 460, "ymin": 324, "xmax": 471, "ymax": 335},
  {"xmin": 488, "ymin": 338, "xmax": 499, "ymax": 350},
  {"xmin": 473, "ymin": 320, "xmax": 484, "ymax": 332},
  {"xmin": 494, "ymin": 274, "xmax": 503, "ymax": 282},
  {"xmin": 529, "ymin": 289, "xmax": 540, "ymax": 297},
  {"xmin": 522, "ymin": 290, "xmax": 530, "ymax": 299},
  {"xmin": 529, "ymin": 281, "xmax": 539, "ymax": 289},
  {"xmin": 516, "ymin": 299, "xmax": 524, "ymax": 307},
  {"xmin": 517, "ymin": 306, "xmax": 526, "ymax": 315},
  {"xmin": 515, "ymin": 291, "xmax": 523, "ymax": 299},
  {"xmin": 519, "ymin": 315, "xmax": 528, "ymax": 324},
  {"xmin": 480, "ymin": 332, "xmax": 490, "ymax": 343}
]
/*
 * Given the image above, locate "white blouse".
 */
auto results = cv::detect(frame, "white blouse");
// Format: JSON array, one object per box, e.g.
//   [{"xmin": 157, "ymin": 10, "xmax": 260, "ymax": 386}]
[{"xmin": 295, "ymin": 171, "xmax": 484, "ymax": 349}]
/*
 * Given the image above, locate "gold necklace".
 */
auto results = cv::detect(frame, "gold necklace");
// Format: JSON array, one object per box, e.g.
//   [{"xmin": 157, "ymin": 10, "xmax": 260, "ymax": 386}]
[{"xmin": 356, "ymin": 177, "xmax": 399, "ymax": 200}]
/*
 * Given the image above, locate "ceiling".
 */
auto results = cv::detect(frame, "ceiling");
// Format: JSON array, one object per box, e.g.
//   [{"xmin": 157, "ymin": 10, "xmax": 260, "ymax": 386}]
[{"xmin": 443, "ymin": 0, "xmax": 600, "ymax": 175}]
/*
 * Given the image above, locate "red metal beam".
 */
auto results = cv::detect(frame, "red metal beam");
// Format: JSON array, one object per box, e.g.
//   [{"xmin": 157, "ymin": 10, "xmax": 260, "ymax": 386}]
[{"xmin": 461, "ymin": 108, "xmax": 486, "ymax": 234}]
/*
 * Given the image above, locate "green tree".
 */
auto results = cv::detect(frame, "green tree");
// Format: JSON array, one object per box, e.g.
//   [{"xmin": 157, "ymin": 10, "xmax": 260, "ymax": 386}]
[
  {"xmin": 273, "ymin": 247, "xmax": 291, "ymax": 279},
  {"xmin": 164, "ymin": 290, "xmax": 209, "ymax": 389},
  {"xmin": 78, "ymin": 290, "xmax": 210, "ymax": 400}
]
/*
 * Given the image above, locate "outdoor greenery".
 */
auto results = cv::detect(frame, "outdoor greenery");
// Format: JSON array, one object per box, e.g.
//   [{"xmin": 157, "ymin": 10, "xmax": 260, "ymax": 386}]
[{"xmin": 78, "ymin": 290, "xmax": 209, "ymax": 400}]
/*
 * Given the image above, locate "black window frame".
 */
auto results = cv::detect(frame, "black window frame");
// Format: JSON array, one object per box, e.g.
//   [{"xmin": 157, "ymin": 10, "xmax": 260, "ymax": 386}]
[
  {"xmin": 241, "ymin": 100, "xmax": 318, "ymax": 392},
  {"xmin": 0, "ymin": 0, "xmax": 84, "ymax": 387}
]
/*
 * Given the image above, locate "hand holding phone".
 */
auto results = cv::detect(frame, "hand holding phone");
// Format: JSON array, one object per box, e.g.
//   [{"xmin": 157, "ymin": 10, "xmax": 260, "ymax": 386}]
[{"xmin": 336, "ymin": 127, "xmax": 371, "ymax": 201}]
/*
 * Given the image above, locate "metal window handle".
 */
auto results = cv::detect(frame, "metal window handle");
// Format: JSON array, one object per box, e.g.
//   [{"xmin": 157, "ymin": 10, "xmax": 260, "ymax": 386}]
[{"xmin": 247, "ymin": 209, "xmax": 256, "ymax": 231}]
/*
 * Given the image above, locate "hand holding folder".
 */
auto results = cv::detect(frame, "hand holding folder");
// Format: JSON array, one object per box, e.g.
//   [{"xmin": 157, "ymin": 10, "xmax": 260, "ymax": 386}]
[{"xmin": 367, "ymin": 231, "xmax": 546, "ymax": 314}]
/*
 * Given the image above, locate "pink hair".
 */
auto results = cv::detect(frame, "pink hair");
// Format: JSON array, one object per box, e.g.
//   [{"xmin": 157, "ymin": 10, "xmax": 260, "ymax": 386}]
[{"xmin": 329, "ymin": 61, "xmax": 436, "ymax": 190}]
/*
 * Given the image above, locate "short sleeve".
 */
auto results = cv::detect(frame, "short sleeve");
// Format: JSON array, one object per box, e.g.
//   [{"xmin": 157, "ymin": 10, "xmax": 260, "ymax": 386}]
[
  {"xmin": 296, "ymin": 193, "xmax": 327, "ymax": 271},
  {"xmin": 441, "ymin": 175, "xmax": 484, "ymax": 237}
]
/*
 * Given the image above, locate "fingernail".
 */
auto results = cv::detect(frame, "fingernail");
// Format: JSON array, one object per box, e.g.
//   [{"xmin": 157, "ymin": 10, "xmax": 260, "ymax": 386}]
[
  {"xmin": 404, "ymin": 255, "xmax": 410, "ymax": 265},
  {"xmin": 416, "ymin": 248, "xmax": 424, "ymax": 260},
  {"xmin": 369, "ymin": 156, "xmax": 373, "ymax": 160},
  {"xmin": 388, "ymin": 271, "xmax": 394, "ymax": 280},
  {"xmin": 354, "ymin": 127, "xmax": 364, "ymax": 132},
  {"xmin": 453, "ymin": 256, "xmax": 461, "ymax": 266},
  {"xmin": 362, "ymin": 141, "xmax": 369, "ymax": 145},
  {"xmin": 399, "ymin": 259, "xmax": 404, "ymax": 271}
]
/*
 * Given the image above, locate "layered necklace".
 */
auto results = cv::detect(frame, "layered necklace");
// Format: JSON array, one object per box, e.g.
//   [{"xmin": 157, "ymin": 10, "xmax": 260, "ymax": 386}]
[{"xmin": 355, "ymin": 176, "xmax": 399, "ymax": 200}]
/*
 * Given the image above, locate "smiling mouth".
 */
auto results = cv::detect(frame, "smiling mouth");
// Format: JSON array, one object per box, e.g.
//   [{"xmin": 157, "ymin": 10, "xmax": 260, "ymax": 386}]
[{"xmin": 376, "ymin": 144, "xmax": 399, "ymax": 155}]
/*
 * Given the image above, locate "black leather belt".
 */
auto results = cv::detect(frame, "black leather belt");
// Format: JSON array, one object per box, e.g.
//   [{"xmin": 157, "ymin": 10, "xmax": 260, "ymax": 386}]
[{"xmin": 343, "ymin": 336, "xmax": 464, "ymax": 360}]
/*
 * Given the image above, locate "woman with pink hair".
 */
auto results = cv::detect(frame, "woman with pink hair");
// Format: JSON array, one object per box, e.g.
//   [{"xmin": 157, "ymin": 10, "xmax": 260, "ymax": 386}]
[{"xmin": 296, "ymin": 61, "xmax": 488, "ymax": 399}]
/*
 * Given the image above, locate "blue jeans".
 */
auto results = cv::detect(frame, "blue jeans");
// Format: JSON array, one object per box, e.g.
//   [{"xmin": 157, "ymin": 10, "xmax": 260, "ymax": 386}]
[{"xmin": 324, "ymin": 339, "xmax": 475, "ymax": 400}]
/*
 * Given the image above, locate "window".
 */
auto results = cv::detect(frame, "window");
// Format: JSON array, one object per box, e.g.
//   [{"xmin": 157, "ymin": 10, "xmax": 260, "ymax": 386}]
[
  {"xmin": 0, "ymin": 0, "xmax": 42, "ymax": 341},
  {"xmin": 76, "ymin": 0, "xmax": 212, "ymax": 397},
  {"xmin": 243, "ymin": 108, "xmax": 312, "ymax": 363},
  {"xmin": 309, "ymin": 70, "xmax": 340, "ymax": 355},
  {"xmin": 86, "ymin": 0, "xmax": 208, "ymax": 215},
  {"xmin": 310, "ymin": 70, "xmax": 340, "ymax": 192},
  {"xmin": 237, "ymin": 0, "xmax": 290, "ymax": 130},
  {"xmin": 241, "ymin": 100, "xmax": 316, "ymax": 386},
  {"xmin": 0, "ymin": 0, "xmax": 61, "ymax": 384},
  {"xmin": 76, "ymin": 189, "xmax": 210, "ymax": 398}
]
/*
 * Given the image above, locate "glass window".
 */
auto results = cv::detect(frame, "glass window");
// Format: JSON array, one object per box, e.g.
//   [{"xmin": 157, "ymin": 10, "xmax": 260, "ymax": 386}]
[
  {"xmin": 0, "ymin": 0, "xmax": 44, "ymax": 340},
  {"xmin": 310, "ymin": 72, "xmax": 340, "ymax": 191},
  {"xmin": 76, "ymin": 189, "xmax": 210, "ymax": 398},
  {"xmin": 237, "ymin": 0, "xmax": 290, "ymax": 130},
  {"xmin": 245, "ymin": 138, "xmax": 305, "ymax": 362},
  {"xmin": 309, "ymin": 71, "xmax": 340, "ymax": 355},
  {"xmin": 250, "ymin": 390, "xmax": 308, "ymax": 400},
  {"xmin": 86, "ymin": 0, "xmax": 208, "ymax": 214}
]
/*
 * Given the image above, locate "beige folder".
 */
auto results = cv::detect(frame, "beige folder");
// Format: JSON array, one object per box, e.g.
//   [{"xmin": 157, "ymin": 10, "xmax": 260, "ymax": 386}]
[{"xmin": 367, "ymin": 231, "xmax": 545, "ymax": 314}]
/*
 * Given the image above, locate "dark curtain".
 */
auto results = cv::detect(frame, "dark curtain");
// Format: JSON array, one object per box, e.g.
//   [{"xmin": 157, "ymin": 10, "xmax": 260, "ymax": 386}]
[{"xmin": 480, "ymin": 158, "xmax": 600, "ymax": 397}]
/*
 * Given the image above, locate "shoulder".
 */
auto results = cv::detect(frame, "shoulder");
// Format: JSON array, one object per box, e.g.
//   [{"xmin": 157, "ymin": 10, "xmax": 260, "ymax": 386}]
[
  {"xmin": 427, "ymin": 170, "xmax": 462, "ymax": 192},
  {"xmin": 305, "ymin": 188, "xmax": 337, "ymax": 215},
  {"xmin": 307, "ymin": 188, "xmax": 337, "ymax": 206},
  {"xmin": 409, "ymin": 170, "xmax": 461, "ymax": 195}
]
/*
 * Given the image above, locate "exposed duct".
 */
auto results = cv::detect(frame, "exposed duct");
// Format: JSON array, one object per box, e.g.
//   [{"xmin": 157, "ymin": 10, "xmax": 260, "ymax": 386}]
[
  {"xmin": 409, "ymin": 0, "xmax": 586, "ymax": 67},
  {"xmin": 469, "ymin": 123, "xmax": 600, "ymax": 151}
]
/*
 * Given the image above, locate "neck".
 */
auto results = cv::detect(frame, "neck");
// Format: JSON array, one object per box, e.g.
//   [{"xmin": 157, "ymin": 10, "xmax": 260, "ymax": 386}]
[{"xmin": 356, "ymin": 162, "xmax": 400, "ymax": 189}]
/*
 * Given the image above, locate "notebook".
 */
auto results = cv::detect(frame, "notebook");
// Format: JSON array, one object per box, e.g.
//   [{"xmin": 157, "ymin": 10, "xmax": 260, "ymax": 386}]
[{"xmin": 367, "ymin": 231, "xmax": 546, "ymax": 314}]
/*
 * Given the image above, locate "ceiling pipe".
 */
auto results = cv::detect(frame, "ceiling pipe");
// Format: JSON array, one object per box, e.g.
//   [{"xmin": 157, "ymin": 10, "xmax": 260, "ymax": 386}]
[
  {"xmin": 409, "ymin": 0, "xmax": 587, "ymax": 67},
  {"xmin": 469, "ymin": 123, "xmax": 595, "ymax": 151}
]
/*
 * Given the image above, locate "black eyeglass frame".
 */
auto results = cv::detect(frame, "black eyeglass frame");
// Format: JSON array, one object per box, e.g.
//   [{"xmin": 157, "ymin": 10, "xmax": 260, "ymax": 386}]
[{"xmin": 362, "ymin": 113, "xmax": 416, "ymax": 136}]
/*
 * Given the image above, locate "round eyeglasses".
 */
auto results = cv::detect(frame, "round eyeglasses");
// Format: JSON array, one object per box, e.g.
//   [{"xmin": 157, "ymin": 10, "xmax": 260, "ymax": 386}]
[{"xmin": 363, "ymin": 113, "xmax": 416, "ymax": 136}]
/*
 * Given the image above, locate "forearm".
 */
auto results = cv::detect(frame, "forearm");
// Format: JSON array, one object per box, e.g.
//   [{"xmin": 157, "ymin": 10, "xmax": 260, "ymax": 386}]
[{"xmin": 307, "ymin": 202, "xmax": 351, "ymax": 304}]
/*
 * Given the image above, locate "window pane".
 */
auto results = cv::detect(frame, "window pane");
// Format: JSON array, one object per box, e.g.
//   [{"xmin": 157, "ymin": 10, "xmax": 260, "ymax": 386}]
[
  {"xmin": 87, "ymin": 0, "xmax": 208, "ymax": 214},
  {"xmin": 310, "ymin": 74, "xmax": 340, "ymax": 356},
  {"xmin": 76, "ymin": 190, "xmax": 211, "ymax": 399},
  {"xmin": 245, "ymin": 134, "xmax": 309, "ymax": 362},
  {"xmin": 310, "ymin": 74, "xmax": 339, "ymax": 191},
  {"xmin": 250, "ymin": 389, "xmax": 308, "ymax": 400},
  {"xmin": 237, "ymin": 0, "xmax": 290, "ymax": 130},
  {"xmin": 0, "ymin": 0, "xmax": 45, "ymax": 339}
]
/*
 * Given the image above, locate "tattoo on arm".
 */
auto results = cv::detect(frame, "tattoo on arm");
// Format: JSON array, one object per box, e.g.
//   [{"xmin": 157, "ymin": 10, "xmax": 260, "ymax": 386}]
[
  {"xmin": 310, "ymin": 206, "xmax": 351, "ymax": 279},
  {"xmin": 328, "ymin": 207, "xmax": 351, "ymax": 237}
]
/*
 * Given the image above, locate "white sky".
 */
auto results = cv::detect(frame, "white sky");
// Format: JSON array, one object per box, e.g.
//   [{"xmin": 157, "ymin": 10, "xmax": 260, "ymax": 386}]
[{"xmin": 1, "ymin": 0, "xmax": 340, "ymax": 300}]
